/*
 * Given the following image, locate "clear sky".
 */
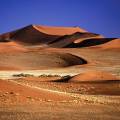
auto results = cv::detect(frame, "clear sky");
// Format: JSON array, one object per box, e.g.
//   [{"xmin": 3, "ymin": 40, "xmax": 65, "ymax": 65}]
[{"xmin": 0, "ymin": 0, "xmax": 120, "ymax": 37}]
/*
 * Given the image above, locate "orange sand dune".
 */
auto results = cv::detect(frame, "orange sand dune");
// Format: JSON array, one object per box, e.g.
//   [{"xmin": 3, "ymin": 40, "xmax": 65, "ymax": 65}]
[
  {"xmin": 0, "ymin": 25, "xmax": 87, "ymax": 45},
  {"xmin": 0, "ymin": 25, "xmax": 119, "ymax": 49},
  {"xmin": 70, "ymin": 70, "xmax": 119, "ymax": 83},
  {"xmin": 97, "ymin": 38, "xmax": 120, "ymax": 49},
  {"xmin": 49, "ymin": 32, "xmax": 103, "ymax": 48},
  {"xmin": 68, "ymin": 38, "xmax": 117, "ymax": 48},
  {"xmin": 73, "ymin": 33, "xmax": 103, "ymax": 44},
  {"xmin": 0, "ymin": 66, "xmax": 21, "ymax": 70},
  {"xmin": 0, "ymin": 52, "xmax": 87, "ymax": 70},
  {"xmin": 0, "ymin": 41, "xmax": 26, "ymax": 52},
  {"xmin": 33, "ymin": 24, "xmax": 86, "ymax": 35},
  {"xmin": 73, "ymin": 38, "xmax": 120, "ymax": 49},
  {"xmin": 2, "ymin": 24, "xmax": 115, "ymax": 49}
]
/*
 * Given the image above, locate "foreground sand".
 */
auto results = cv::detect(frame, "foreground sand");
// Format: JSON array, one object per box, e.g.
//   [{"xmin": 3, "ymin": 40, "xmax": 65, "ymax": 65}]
[
  {"xmin": 0, "ymin": 77, "xmax": 120, "ymax": 120},
  {"xmin": 0, "ymin": 102, "xmax": 120, "ymax": 120}
]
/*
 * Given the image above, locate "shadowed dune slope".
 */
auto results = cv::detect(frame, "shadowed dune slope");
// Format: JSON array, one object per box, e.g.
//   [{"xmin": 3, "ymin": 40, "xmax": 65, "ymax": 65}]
[
  {"xmin": 0, "ymin": 24, "xmax": 103, "ymax": 48},
  {"xmin": 69, "ymin": 70, "xmax": 119, "ymax": 83},
  {"xmin": 97, "ymin": 38, "xmax": 120, "ymax": 49},
  {"xmin": 66, "ymin": 38, "xmax": 120, "ymax": 48},
  {"xmin": 0, "ymin": 24, "xmax": 119, "ymax": 49},
  {"xmin": 0, "ymin": 25, "xmax": 59, "ymax": 45},
  {"xmin": 49, "ymin": 32, "xmax": 103, "ymax": 48},
  {"xmin": 0, "ymin": 25, "xmax": 86, "ymax": 45},
  {"xmin": 0, "ymin": 52, "xmax": 87, "ymax": 70}
]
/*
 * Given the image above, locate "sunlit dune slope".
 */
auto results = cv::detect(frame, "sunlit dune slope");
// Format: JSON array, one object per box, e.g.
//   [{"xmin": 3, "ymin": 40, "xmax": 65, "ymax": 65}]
[
  {"xmin": 0, "ymin": 52, "xmax": 87, "ymax": 70},
  {"xmin": 97, "ymin": 38, "xmax": 120, "ymax": 49},
  {"xmin": 0, "ymin": 41, "xmax": 26, "ymax": 52},
  {"xmin": 66, "ymin": 38, "xmax": 120, "ymax": 48},
  {"xmin": 0, "ymin": 25, "xmax": 86, "ymax": 45},
  {"xmin": 70, "ymin": 70, "xmax": 119, "ymax": 83},
  {"xmin": 0, "ymin": 24, "xmax": 119, "ymax": 49},
  {"xmin": 49, "ymin": 32, "xmax": 102, "ymax": 48}
]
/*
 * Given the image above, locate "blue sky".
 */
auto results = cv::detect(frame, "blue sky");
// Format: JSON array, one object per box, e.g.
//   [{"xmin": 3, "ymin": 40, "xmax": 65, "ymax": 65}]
[{"xmin": 0, "ymin": 0, "xmax": 120, "ymax": 37}]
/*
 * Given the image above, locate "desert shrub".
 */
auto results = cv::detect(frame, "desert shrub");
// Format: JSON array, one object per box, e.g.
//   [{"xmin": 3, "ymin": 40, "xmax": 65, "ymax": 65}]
[
  {"xmin": 13, "ymin": 73, "xmax": 34, "ymax": 77},
  {"xmin": 39, "ymin": 74, "xmax": 48, "ymax": 77},
  {"xmin": 53, "ymin": 75, "xmax": 71, "ymax": 82},
  {"xmin": 38, "ymin": 74, "xmax": 61, "ymax": 77},
  {"xmin": 61, "ymin": 75, "xmax": 71, "ymax": 79}
]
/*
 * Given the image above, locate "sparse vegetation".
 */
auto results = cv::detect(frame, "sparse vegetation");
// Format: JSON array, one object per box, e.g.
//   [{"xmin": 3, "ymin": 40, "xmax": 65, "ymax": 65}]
[
  {"xmin": 53, "ymin": 75, "xmax": 72, "ymax": 82},
  {"xmin": 38, "ymin": 74, "xmax": 61, "ymax": 77},
  {"xmin": 61, "ymin": 75, "xmax": 71, "ymax": 79},
  {"xmin": 13, "ymin": 73, "xmax": 63, "ymax": 78},
  {"xmin": 13, "ymin": 73, "xmax": 34, "ymax": 77}
]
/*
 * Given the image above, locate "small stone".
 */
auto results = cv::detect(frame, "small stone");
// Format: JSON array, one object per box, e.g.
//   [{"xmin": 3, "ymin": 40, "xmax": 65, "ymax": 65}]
[
  {"xmin": 5, "ymin": 92, "xmax": 9, "ymax": 94},
  {"xmin": 0, "ymin": 95, "xmax": 3, "ymax": 97},
  {"xmin": 26, "ymin": 96, "xmax": 32, "ymax": 99},
  {"xmin": 73, "ymin": 100, "xmax": 78, "ymax": 103},
  {"xmin": 10, "ymin": 92, "xmax": 14, "ymax": 94}
]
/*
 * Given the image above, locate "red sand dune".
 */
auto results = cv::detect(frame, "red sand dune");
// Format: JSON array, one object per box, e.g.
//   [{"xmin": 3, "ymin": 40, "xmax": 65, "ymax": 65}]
[
  {"xmin": 0, "ymin": 41, "xmax": 26, "ymax": 52},
  {"xmin": 0, "ymin": 66, "xmax": 21, "ymax": 71},
  {"xmin": 49, "ymin": 32, "xmax": 103, "ymax": 48},
  {"xmin": 68, "ymin": 38, "xmax": 120, "ymax": 48},
  {"xmin": 0, "ymin": 24, "xmax": 103, "ymax": 48},
  {"xmin": 0, "ymin": 25, "xmax": 86, "ymax": 45},
  {"xmin": 70, "ymin": 70, "xmax": 119, "ymax": 83},
  {"xmin": 76, "ymin": 38, "xmax": 120, "ymax": 49},
  {"xmin": 97, "ymin": 38, "xmax": 120, "ymax": 49},
  {"xmin": 0, "ymin": 25, "xmax": 119, "ymax": 49},
  {"xmin": 73, "ymin": 33, "xmax": 103, "ymax": 44},
  {"xmin": 0, "ymin": 52, "xmax": 87, "ymax": 70},
  {"xmin": 33, "ymin": 24, "xmax": 86, "ymax": 35}
]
